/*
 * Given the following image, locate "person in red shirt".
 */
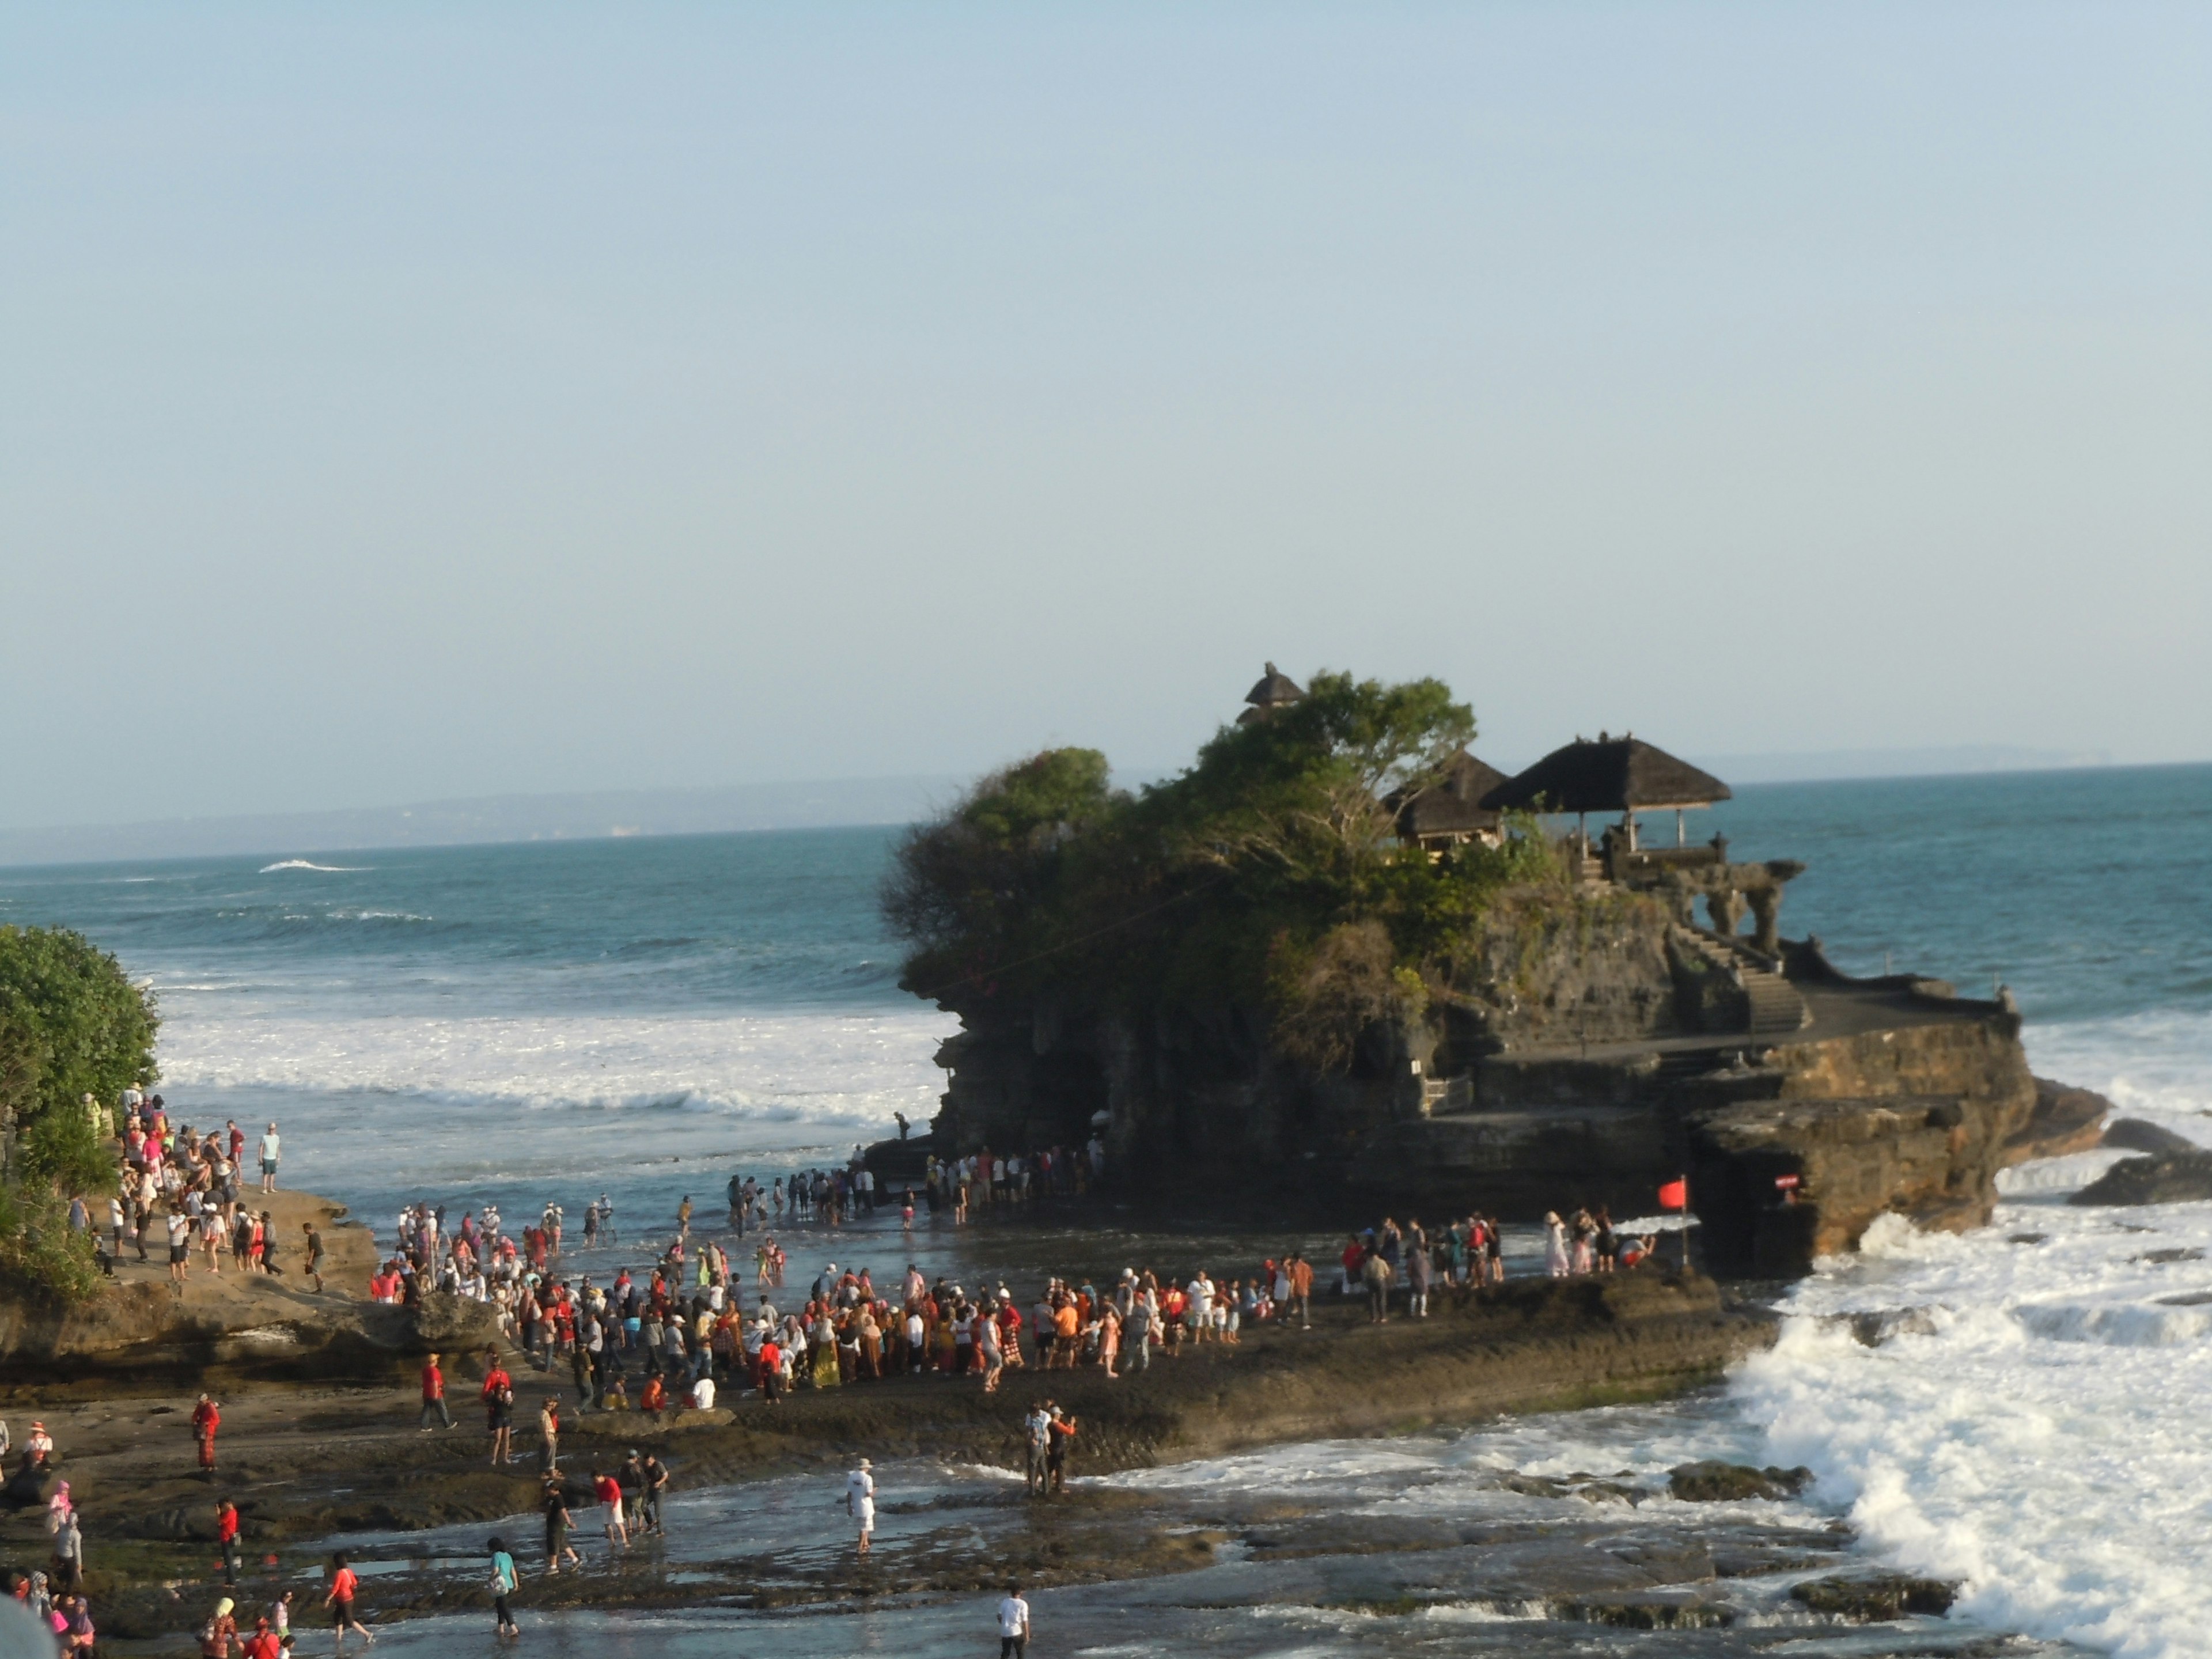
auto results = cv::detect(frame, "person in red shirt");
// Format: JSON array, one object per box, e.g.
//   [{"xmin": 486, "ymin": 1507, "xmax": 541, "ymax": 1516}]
[
  {"xmin": 323, "ymin": 1552, "xmax": 371, "ymax": 1651},
  {"xmin": 592, "ymin": 1469, "xmax": 627, "ymax": 1552},
  {"xmin": 639, "ymin": 1375, "xmax": 666, "ymax": 1416},
  {"xmin": 192, "ymin": 1395, "xmax": 222, "ymax": 1472},
  {"xmin": 417, "ymin": 1353, "xmax": 454, "ymax": 1431},
  {"xmin": 244, "ymin": 1617, "xmax": 280, "ymax": 1659},
  {"xmin": 757, "ymin": 1335, "xmax": 782, "ymax": 1404},
  {"xmin": 216, "ymin": 1498, "xmax": 243, "ymax": 1586},
  {"xmin": 481, "ymin": 1349, "xmax": 515, "ymax": 1466}
]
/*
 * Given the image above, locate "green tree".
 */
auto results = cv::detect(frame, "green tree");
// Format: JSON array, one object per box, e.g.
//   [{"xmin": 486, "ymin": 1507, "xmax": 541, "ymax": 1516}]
[
  {"xmin": 884, "ymin": 669, "xmax": 1566, "ymax": 1074},
  {"xmin": 0, "ymin": 925, "xmax": 159, "ymax": 1131},
  {"xmin": 884, "ymin": 749, "xmax": 1120, "ymax": 998}
]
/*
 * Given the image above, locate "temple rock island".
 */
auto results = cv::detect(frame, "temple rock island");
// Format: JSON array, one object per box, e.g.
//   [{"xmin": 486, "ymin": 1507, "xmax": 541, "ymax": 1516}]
[{"xmin": 889, "ymin": 666, "xmax": 2103, "ymax": 1277}]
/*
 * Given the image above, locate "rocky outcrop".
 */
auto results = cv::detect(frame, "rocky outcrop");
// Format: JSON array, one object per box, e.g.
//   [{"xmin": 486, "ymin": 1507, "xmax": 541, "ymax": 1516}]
[
  {"xmin": 2003, "ymin": 1078, "xmax": 2112, "ymax": 1165},
  {"xmin": 923, "ymin": 884, "xmax": 2073, "ymax": 1278},
  {"xmin": 0, "ymin": 1188, "xmax": 498, "ymax": 1384},
  {"xmin": 1667, "ymin": 1461, "xmax": 1812, "ymax": 1502},
  {"xmin": 1790, "ymin": 1575, "xmax": 1957, "ymax": 1620},
  {"xmin": 2071, "ymin": 1152, "xmax": 2212, "ymax": 1208},
  {"xmin": 2102, "ymin": 1118, "xmax": 2198, "ymax": 1156}
]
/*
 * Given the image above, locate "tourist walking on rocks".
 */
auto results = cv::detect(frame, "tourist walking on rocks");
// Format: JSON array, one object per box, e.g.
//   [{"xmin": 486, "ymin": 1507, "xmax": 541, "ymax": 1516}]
[
  {"xmin": 1023, "ymin": 1404, "xmax": 1052, "ymax": 1495},
  {"xmin": 1045, "ymin": 1408, "xmax": 1077, "ymax": 1494},
  {"xmin": 192, "ymin": 1395, "xmax": 221, "ymax": 1473},
  {"xmin": 257, "ymin": 1124, "xmax": 280, "ymax": 1194},
  {"xmin": 324, "ymin": 1552, "xmax": 373, "ymax": 1650},
  {"xmin": 845, "ymin": 1460, "xmax": 874, "ymax": 1557},
  {"xmin": 639, "ymin": 1453, "xmax": 669, "ymax": 1537},
  {"xmin": 996, "ymin": 1585, "xmax": 1031, "ymax": 1658},
  {"xmin": 216, "ymin": 1498, "xmax": 243, "ymax": 1586},
  {"xmin": 1361, "ymin": 1248, "xmax": 1394, "ymax": 1323},
  {"xmin": 538, "ymin": 1397, "xmax": 560, "ymax": 1475},
  {"xmin": 484, "ymin": 1353, "xmax": 516, "ymax": 1465},
  {"xmin": 301, "ymin": 1224, "xmax": 324, "ymax": 1294},
  {"xmin": 419, "ymin": 1354, "xmax": 454, "ymax": 1430},
  {"xmin": 541, "ymin": 1480, "xmax": 579, "ymax": 1575},
  {"xmin": 51, "ymin": 1509, "xmax": 82, "ymax": 1592},
  {"xmin": 168, "ymin": 1206, "xmax": 193, "ymax": 1284},
  {"xmin": 592, "ymin": 1469, "xmax": 627, "ymax": 1554},
  {"xmin": 487, "ymin": 1537, "xmax": 519, "ymax": 1638}
]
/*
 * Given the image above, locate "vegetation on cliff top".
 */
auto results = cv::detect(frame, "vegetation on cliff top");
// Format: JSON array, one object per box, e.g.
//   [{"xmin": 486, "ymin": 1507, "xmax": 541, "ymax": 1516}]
[
  {"xmin": 0, "ymin": 925, "xmax": 156, "ymax": 1301},
  {"xmin": 884, "ymin": 671, "xmax": 1558, "ymax": 1071}
]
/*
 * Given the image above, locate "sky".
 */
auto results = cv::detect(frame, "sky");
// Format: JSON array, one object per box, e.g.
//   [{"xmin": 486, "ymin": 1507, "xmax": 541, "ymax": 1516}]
[{"xmin": 5, "ymin": 3, "xmax": 2207, "ymax": 831}]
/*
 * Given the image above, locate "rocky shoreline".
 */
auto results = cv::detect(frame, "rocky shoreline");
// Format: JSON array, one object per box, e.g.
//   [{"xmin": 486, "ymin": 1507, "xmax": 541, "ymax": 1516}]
[{"xmin": 1, "ymin": 1229, "xmax": 1770, "ymax": 1645}]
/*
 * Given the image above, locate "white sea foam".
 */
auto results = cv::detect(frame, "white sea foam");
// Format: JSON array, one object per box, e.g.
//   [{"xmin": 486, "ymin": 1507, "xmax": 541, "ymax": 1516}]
[
  {"xmin": 1731, "ymin": 1019, "xmax": 2212, "ymax": 1659},
  {"xmin": 257, "ymin": 859, "xmax": 369, "ymax": 873},
  {"xmin": 162, "ymin": 1006, "xmax": 953, "ymax": 1122}
]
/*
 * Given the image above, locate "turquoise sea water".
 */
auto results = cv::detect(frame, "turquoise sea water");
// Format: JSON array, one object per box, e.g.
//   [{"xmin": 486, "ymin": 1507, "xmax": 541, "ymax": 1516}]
[{"xmin": 1, "ymin": 764, "xmax": 2207, "ymax": 1222}]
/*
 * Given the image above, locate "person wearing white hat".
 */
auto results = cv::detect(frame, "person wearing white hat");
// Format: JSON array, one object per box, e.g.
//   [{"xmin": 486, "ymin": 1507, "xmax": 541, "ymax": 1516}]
[{"xmin": 844, "ymin": 1459, "xmax": 875, "ymax": 1556}]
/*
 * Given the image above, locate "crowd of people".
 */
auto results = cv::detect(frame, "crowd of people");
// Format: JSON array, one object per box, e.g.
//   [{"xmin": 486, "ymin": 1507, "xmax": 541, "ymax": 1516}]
[
  {"xmin": 81, "ymin": 1096, "xmax": 316, "ymax": 1291},
  {"xmin": 17, "ymin": 1088, "xmax": 1683, "ymax": 1656}
]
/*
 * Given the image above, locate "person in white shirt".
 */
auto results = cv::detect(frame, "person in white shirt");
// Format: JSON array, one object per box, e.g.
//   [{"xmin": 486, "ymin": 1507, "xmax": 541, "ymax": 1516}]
[
  {"xmin": 689, "ymin": 1374, "xmax": 715, "ymax": 1411},
  {"xmin": 257, "ymin": 1124, "xmax": 281, "ymax": 1193},
  {"xmin": 997, "ymin": 1585, "xmax": 1031, "ymax": 1657},
  {"xmin": 845, "ymin": 1460, "xmax": 875, "ymax": 1556},
  {"xmin": 1186, "ymin": 1275, "xmax": 1213, "ymax": 1343}
]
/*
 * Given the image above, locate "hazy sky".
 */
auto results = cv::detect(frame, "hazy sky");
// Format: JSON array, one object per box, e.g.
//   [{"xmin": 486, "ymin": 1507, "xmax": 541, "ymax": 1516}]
[{"xmin": 6, "ymin": 4, "xmax": 2207, "ymax": 828}]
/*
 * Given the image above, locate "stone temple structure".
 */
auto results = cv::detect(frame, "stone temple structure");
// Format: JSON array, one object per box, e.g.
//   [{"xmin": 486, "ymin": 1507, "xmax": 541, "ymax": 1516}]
[{"xmin": 904, "ymin": 671, "xmax": 2105, "ymax": 1276}]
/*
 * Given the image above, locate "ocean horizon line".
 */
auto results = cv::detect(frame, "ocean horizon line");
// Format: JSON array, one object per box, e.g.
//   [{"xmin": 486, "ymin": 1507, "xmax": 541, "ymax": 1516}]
[{"xmin": 2, "ymin": 753, "xmax": 2204, "ymax": 875}]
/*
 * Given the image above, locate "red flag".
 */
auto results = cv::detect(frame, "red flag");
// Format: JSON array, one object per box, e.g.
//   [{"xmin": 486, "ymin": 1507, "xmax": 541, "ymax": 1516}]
[{"xmin": 1657, "ymin": 1178, "xmax": 1688, "ymax": 1211}]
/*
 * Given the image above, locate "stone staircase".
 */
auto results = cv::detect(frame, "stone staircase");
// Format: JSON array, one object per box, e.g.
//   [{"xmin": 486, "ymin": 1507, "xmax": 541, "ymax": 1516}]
[
  {"xmin": 1743, "ymin": 967, "xmax": 1810, "ymax": 1035},
  {"xmin": 1677, "ymin": 926, "xmax": 1810, "ymax": 1036}
]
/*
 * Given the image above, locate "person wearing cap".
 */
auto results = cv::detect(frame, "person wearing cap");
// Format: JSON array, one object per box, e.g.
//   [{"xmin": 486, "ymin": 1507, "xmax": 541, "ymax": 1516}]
[
  {"xmin": 844, "ymin": 1460, "xmax": 874, "ymax": 1557},
  {"xmin": 541, "ymin": 1478, "xmax": 580, "ymax": 1575},
  {"xmin": 244, "ymin": 1614, "xmax": 281, "ymax": 1659}
]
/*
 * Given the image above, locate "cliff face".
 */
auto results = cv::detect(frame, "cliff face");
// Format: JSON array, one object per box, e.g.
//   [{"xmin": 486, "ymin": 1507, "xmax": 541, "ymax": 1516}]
[{"xmin": 923, "ymin": 888, "xmax": 2084, "ymax": 1278}]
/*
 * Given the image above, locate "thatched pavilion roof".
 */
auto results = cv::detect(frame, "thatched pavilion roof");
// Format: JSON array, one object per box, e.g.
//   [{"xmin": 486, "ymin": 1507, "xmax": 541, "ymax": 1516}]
[
  {"xmin": 1236, "ymin": 662, "xmax": 1305, "ymax": 725},
  {"xmin": 1390, "ymin": 749, "xmax": 1510, "ymax": 839},
  {"xmin": 1479, "ymin": 735, "xmax": 1731, "ymax": 815}
]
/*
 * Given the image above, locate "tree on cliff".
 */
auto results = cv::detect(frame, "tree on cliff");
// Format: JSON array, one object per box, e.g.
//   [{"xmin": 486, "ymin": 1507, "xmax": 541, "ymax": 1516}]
[
  {"xmin": 884, "ymin": 671, "xmax": 1555, "ymax": 1071},
  {"xmin": 0, "ymin": 925, "xmax": 158, "ymax": 1194}
]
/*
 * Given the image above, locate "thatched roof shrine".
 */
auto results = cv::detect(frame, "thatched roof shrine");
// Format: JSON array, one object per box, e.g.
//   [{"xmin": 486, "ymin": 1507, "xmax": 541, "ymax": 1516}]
[
  {"xmin": 1236, "ymin": 662, "xmax": 1305, "ymax": 725},
  {"xmin": 1480, "ymin": 735, "xmax": 1731, "ymax": 815},
  {"xmin": 1391, "ymin": 749, "xmax": 1510, "ymax": 845}
]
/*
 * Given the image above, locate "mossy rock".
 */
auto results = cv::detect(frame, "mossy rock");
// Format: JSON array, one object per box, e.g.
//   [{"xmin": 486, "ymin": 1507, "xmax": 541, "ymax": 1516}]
[
  {"xmin": 1666, "ymin": 1460, "xmax": 1812, "ymax": 1502},
  {"xmin": 1790, "ymin": 1573, "xmax": 1956, "ymax": 1620}
]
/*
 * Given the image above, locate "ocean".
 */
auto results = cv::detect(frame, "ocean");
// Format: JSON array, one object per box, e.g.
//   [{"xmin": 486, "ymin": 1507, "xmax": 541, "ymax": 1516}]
[{"xmin": 4, "ymin": 763, "xmax": 2210, "ymax": 1657}]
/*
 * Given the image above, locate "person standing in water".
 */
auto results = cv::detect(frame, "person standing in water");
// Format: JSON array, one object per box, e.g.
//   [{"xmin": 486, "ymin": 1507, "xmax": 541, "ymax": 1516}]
[
  {"xmin": 324, "ymin": 1553, "xmax": 372, "ymax": 1650},
  {"xmin": 996, "ymin": 1584, "xmax": 1031, "ymax": 1658},
  {"xmin": 844, "ymin": 1459, "xmax": 875, "ymax": 1558},
  {"xmin": 487, "ymin": 1536, "xmax": 518, "ymax": 1638}
]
